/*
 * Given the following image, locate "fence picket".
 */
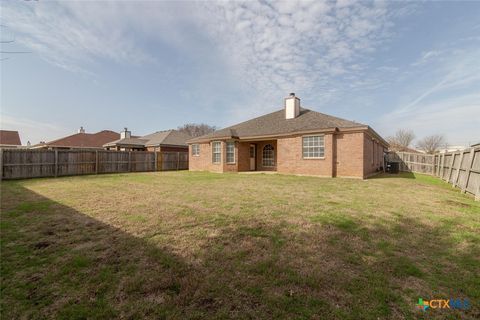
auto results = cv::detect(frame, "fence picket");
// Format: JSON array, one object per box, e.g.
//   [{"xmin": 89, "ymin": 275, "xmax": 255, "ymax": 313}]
[
  {"xmin": 453, "ymin": 151, "xmax": 464, "ymax": 188},
  {"xmin": 0, "ymin": 149, "xmax": 188, "ymax": 180},
  {"xmin": 388, "ymin": 147, "xmax": 479, "ymax": 200}
]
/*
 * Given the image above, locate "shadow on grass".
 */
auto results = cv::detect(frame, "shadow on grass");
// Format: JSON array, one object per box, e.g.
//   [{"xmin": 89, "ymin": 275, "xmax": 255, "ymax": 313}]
[
  {"xmin": 369, "ymin": 171, "xmax": 416, "ymax": 179},
  {"xmin": 1, "ymin": 184, "xmax": 192, "ymax": 319},
  {"xmin": 1, "ymin": 183, "xmax": 479, "ymax": 319}
]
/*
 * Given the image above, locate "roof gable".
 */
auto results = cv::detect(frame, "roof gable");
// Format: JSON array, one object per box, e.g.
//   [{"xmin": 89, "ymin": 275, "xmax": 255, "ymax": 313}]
[
  {"xmin": 144, "ymin": 130, "xmax": 191, "ymax": 147},
  {"xmin": 44, "ymin": 130, "xmax": 120, "ymax": 148},
  {"xmin": 0, "ymin": 130, "xmax": 22, "ymax": 146}
]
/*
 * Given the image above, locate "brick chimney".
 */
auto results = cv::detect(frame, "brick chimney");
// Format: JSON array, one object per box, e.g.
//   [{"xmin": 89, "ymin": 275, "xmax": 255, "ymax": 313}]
[
  {"xmin": 285, "ymin": 93, "xmax": 300, "ymax": 119},
  {"xmin": 120, "ymin": 127, "xmax": 131, "ymax": 139}
]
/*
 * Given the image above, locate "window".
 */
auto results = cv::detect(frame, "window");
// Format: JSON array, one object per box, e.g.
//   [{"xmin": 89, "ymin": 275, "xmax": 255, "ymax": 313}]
[
  {"xmin": 192, "ymin": 144, "xmax": 200, "ymax": 156},
  {"xmin": 262, "ymin": 144, "xmax": 275, "ymax": 167},
  {"xmin": 372, "ymin": 140, "xmax": 375, "ymax": 165},
  {"xmin": 212, "ymin": 141, "xmax": 221, "ymax": 164},
  {"xmin": 226, "ymin": 141, "xmax": 235, "ymax": 164},
  {"xmin": 302, "ymin": 135, "xmax": 324, "ymax": 158}
]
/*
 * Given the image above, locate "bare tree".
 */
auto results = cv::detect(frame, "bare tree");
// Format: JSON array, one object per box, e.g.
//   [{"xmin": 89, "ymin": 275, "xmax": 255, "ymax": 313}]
[
  {"xmin": 416, "ymin": 134, "xmax": 446, "ymax": 154},
  {"xmin": 177, "ymin": 123, "xmax": 216, "ymax": 137},
  {"xmin": 387, "ymin": 129, "xmax": 416, "ymax": 151}
]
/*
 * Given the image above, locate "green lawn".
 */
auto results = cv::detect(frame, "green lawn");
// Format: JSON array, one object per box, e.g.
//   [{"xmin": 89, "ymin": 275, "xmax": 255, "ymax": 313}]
[{"xmin": 1, "ymin": 172, "xmax": 479, "ymax": 319}]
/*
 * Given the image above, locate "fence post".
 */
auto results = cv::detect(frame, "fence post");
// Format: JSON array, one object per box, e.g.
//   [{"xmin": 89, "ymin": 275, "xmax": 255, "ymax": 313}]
[
  {"xmin": 475, "ymin": 185, "xmax": 480, "ymax": 202},
  {"xmin": 95, "ymin": 150, "xmax": 99, "ymax": 174},
  {"xmin": 432, "ymin": 154, "xmax": 435, "ymax": 175},
  {"xmin": 154, "ymin": 150, "xmax": 158, "ymax": 171},
  {"xmin": 453, "ymin": 150, "xmax": 464, "ymax": 188},
  {"xmin": 462, "ymin": 148, "xmax": 475, "ymax": 193},
  {"xmin": 128, "ymin": 152, "xmax": 132, "ymax": 172},
  {"xmin": 177, "ymin": 152, "xmax": 180, "ymax": 170},
  {"xmin": 440, "ymin": 154, "xmax": 445, "ymax": 180},
  {"xmin": 0, "ymin": 148, "xmax": 3, "ymax": 181},
  {"xmin": 446, "ymin": 153, "xmax": 454, "ymax": 183},
  {"xmin": 54, "ymin": 150, "xmax": 58, "ymax": 178}
]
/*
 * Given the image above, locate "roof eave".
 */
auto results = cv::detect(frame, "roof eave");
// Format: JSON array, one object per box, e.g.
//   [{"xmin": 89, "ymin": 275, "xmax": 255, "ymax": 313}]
[
  {"xmin": 365, "ymin": 126, "xmax": 389, "ymax": 147},
  {"xmin": 187, "ymin": 128, "xmax": 345, "ymax": 143},
  {"xmin": 145, "ymin": 143, "xmax": 188, "ymax": 148}
]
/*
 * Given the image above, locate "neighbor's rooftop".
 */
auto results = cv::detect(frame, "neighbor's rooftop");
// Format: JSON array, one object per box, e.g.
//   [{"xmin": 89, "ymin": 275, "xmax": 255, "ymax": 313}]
[
  {"xmin": 0, "ymin": 130, "xmax": 22, "ymax": 146},
  {"xmin": 104, "ymin": 130, "xmax": 191, "ymax": 148}
]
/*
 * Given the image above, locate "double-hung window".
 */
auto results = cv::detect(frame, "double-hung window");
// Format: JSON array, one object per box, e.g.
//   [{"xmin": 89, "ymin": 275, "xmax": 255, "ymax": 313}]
[
  {"xmin": 212, "ymin": 141, "xmax": 221, "ymax": 164},
  {"xmin": 226, "ymin": 142, "xmax": 235, "ymax": 164},
  {"xmin": 192, "ymin": 144, "xmax": 200, "ymax": 156},
  {"xmin": 302, "ymin": 135, "xmax": 325, "ymax": 158}
]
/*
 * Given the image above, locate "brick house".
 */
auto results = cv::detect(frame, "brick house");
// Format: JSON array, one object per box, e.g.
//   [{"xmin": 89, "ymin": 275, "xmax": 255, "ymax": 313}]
[
  {"xmin": 188, "ymin": 93, "xmax": 388, "ymax": 179},
  {"xmin": 103, "ymin": 128, "xmax": 190, "ymax": 153},
  {"xmin": 0, "ymin": 130, "xmax": 22, "ymax": 148},
  {"xmin": 31, "ymin": 127, "xmax": 119, "ymax": 150}
]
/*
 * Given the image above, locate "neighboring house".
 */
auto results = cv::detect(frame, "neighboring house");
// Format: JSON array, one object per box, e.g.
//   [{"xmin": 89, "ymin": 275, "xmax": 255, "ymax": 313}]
[
  {"xmin": 0, "ymin": 130, "xmax": 22, "ymax": 148},
  {"xmin": 188, "ymin": 93, "xmax": 389, "ymax": 179},
  {"xmin": 31, "ymin": 127, "xmax": 119, "ymax": 150},
  {"xmin": 438, "ymin": 145, "xmax": 469, "ymax": 153},
  {"xmin": 103, "ymin": 128, "xmax": 190, "ymax": 152},
  {"xmin": 389, "ymin": 146, "xmax": 423, "ymax": 153}
]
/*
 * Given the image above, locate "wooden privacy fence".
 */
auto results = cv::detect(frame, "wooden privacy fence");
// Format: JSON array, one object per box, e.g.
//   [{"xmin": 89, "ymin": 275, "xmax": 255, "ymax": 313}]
[
  {"xmin": 387, "ymin": 152, "xmax": 436, "ymax": 175},
  {"xmin": 389, "ymin": 146, "xmax": 480, "ymax": 200},
  {"xmin": 161, "ymin": 152, "xmax": 189, "ymax": 171},
  {"xmin": 0, "ymin": 149, "xmax": 188, "ymax": 180}
]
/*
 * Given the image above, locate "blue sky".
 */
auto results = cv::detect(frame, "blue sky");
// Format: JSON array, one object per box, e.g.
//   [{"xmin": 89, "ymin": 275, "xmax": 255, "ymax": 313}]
[{"xmin": 1, "ymin": 0, "xmax": 479, "ymax": 146}]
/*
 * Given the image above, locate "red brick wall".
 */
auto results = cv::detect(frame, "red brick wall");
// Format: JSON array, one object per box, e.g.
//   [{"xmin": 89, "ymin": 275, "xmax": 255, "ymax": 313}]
[
  {"xmin": 277, "ymin": 134, "xmax": 334, "ymax": 176},
  {"xmin": 334, "ymin": 132, "xmax": 364, "ymax": 178},
  {"xmin": 363, "ymin": 133, "xmax": 385, "ymax": 177},
  {"xmin": 189, "ymin": 141, "xmax": 245, "ymax": 173},
  {"xmin": 189, "ymin": 131, "xmax": 386, "ymax": 178},
  {"xmin": 238, "ymin": 142, "xmax": 251, "ymax": 172},
  {"xmin": 189, "ymin": 142, "xmax": 223, "ymax": 172}
]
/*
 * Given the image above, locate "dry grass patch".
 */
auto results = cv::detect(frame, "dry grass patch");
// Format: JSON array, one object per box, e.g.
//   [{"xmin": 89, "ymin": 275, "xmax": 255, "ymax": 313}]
[{"xmin": 1, "ymin": 171, "xmax": 479, "ymax": 319}]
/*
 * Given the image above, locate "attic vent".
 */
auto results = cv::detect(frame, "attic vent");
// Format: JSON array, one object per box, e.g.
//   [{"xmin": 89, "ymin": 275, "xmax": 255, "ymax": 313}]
[{"xmin": 285, "ymin": 93, "xmax": 300, "ymax": 119}]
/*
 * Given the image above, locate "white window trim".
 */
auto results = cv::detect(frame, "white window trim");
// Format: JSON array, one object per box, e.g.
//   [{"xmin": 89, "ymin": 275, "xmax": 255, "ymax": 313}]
[
  {"xmin": 212, "ymin": 141, "xmax": 221, "ymax": 164},
  {"xmin": 226, "ymin": 141, "xmax": 236, "ymax": 164},
  {"xmin": 192, "ymin": 144, "xmax": 200, "ymax": 157},
  {"xmin": 302, "ymin": 134, "xmax": 325, "ymax": 159}
]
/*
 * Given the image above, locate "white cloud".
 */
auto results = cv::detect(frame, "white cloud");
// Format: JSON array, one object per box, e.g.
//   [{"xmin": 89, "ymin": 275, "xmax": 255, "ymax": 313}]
[
  {"xmin": 375, "ymin": 41, "xmax": 480, "ymax": 146},
  {"xmin": 376, "ymin": 93, "xmax": 480, "ymax": 146},
  {"xmin": 393, "ymin": 47, "xmax": 480, "ymax": 115},
  {"xmin": 196, "ymin": 1, "xmax": 397, "ymax": 117},
  {"xmin": 1, "ymin": 1, "xmax": 205, "ymax": 73},
  {"xmin": 0, "ymin": 114, "xmax": 71, "ymax": 145},
  {"xmin": 4, "ymin": 1, "xmax": 399, "ymax": 105},
  {"xmin": 411, "ymin": 50, "xmax": 442, "ymax": 66}
]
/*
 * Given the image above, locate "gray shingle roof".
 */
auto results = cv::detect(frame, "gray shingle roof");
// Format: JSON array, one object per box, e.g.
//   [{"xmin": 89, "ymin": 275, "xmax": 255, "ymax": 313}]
[
  {"xmin": 143, "ymin": 130, "xmax": 191, "ymax": 147},
  {"xmin": 189, "ymin": 108, "xmax": 365, "ymax": 142},
  {"xmin": 103, "ymin": 130, "xmax": 190, "ymax": 148},
  {"xmin": 103, "ymin": 138, "xmax": 148, "ymax": 147}
]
